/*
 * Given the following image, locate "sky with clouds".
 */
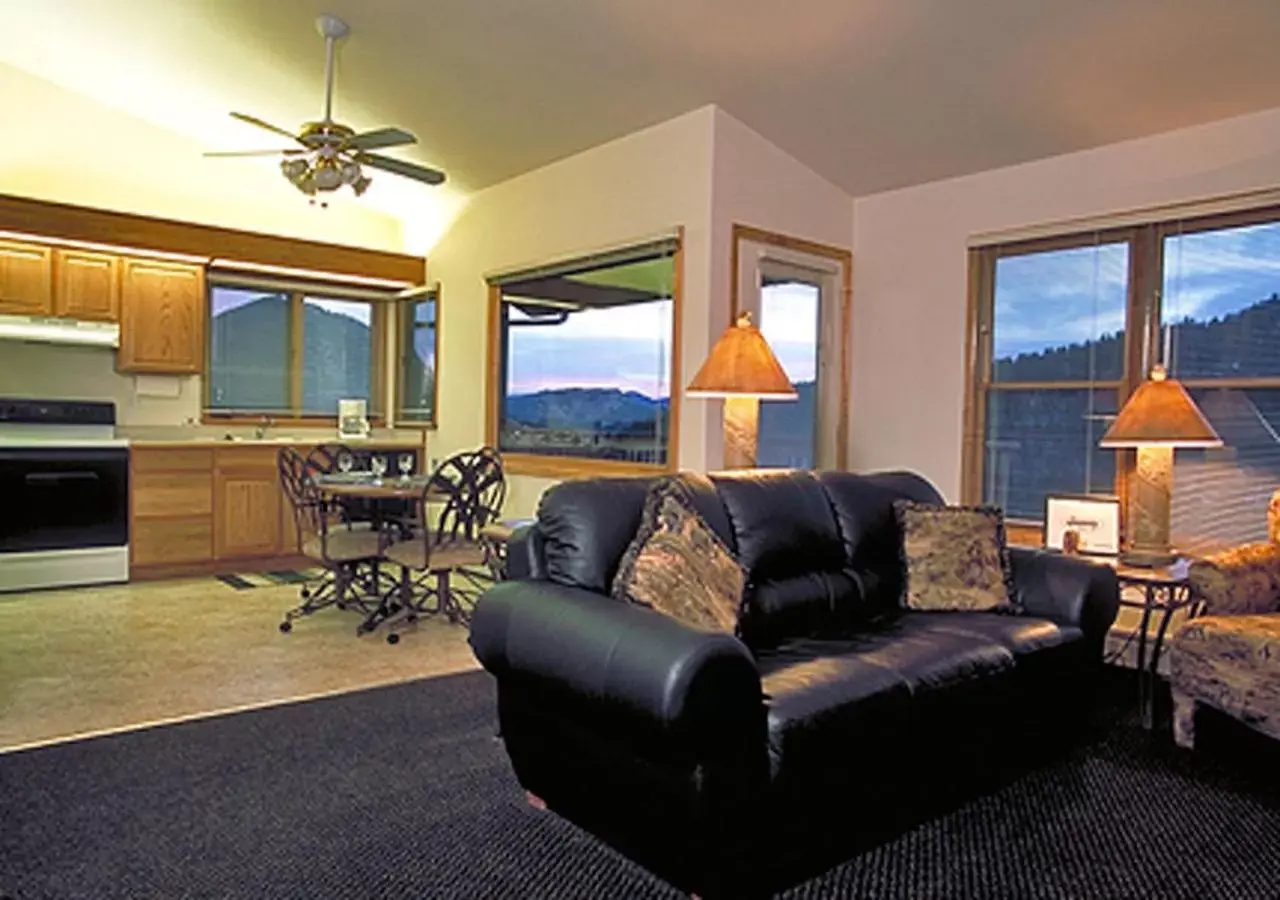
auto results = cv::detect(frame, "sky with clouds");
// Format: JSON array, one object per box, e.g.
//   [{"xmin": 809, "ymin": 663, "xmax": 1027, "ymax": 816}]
[{"xmin": 993, "ymin": 219, "xmax": 1280, "ymax": 371}]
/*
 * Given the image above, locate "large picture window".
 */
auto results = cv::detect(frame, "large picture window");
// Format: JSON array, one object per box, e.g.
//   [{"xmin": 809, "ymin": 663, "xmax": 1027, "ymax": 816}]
[
  {"xmin": 487, "ymin": 237, "xmax": 680, "ymax": 473},
  {"xmin": 207, "ymin": 279, "xmax": 383, "ymax": 420},
  {"xmin": 967, "ymin": 206, "xmax": 1280, "ymax": 551}
]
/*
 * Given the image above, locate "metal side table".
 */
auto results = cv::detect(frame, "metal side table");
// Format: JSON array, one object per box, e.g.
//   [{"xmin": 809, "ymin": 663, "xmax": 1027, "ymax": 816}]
[{"xmin": 1110, "ymin": 562, "xmax": 1196, "ymax": 730}]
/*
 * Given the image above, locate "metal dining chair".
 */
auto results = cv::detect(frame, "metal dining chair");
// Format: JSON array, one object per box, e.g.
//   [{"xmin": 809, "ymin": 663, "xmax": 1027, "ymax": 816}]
[
  {"xmin": 277, "ymin": 446, "xmax": 385, "ymax": 633},
  {"xmin": 382, "ymin": 447, "xmax": 507, "ymax": 639}
]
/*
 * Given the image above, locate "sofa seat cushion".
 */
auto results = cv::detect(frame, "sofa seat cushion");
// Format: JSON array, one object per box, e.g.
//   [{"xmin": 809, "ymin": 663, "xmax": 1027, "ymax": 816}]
[
  {"xmin": 900, "ymin": 612, "xmax": 1083, "ymax": 657},
  {"xmin": 757, "ymin": 622, "xmax": 1016, "ymax": 780},
  {"xmin": 1170, "ymin": 614, "xmax": 1280, "ymax": 743}
]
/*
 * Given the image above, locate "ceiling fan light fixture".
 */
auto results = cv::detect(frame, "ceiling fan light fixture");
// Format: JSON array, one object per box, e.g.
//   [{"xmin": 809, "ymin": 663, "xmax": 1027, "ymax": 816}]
[
  {"xmin": 210, "ymin": 14, "xmax": 446, "ymax": 195},
  {"xmin": 280, "ymin": 158, "xmax": 308, "ymax": 182},
  {"xmin": 339, "ymin": 159, "xmax": 362, "ymax": 184},
  {"xmin": 312, "ymin": 160, "xmax": 343, "ymax": 191}
]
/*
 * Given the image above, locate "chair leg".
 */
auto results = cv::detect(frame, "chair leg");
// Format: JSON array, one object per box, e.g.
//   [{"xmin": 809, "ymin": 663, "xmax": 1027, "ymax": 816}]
[
  {"xmin": 280, "ymin": 568, "xmax": 341, "ymax": 631},
  {"xmin": 1172, "ymin": 689, "xmax": 1197, "ymax": 750}
]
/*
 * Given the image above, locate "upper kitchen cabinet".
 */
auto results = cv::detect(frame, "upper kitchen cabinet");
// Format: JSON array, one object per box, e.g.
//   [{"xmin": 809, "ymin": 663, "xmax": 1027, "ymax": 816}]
[
  {"xmin": 53, "ymin": 249, "xmax": 120, "ymax": 322},
  {"xmin": 117, "ymin": 257, "xmax": 205, "ymax": 374},
  {"xmin": 0, "ymin": 239, "xmax": 53, "ymax": 316}
]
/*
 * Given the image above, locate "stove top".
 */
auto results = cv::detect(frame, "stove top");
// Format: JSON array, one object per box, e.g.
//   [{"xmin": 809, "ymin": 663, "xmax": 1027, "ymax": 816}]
[{"xmin": 0, "ymin": 397, "xmax": 121, "ymax": 446}]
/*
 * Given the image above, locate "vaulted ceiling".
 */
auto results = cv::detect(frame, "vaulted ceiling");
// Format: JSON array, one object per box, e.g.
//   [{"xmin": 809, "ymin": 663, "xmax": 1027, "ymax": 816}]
[{"xmin": 5, "ymin": 0, "xmax": 1280, "ymax": 198}]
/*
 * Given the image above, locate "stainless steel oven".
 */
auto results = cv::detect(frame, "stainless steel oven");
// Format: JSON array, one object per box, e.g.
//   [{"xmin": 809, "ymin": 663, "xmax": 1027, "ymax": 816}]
[{"xmin": 0, "ymin": 399, "xmax": 129, "ymax": 592}]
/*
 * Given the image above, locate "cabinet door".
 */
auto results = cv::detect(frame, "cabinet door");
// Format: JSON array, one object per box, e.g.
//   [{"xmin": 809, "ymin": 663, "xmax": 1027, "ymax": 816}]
[
  {"xmin": 215, "ymin": 470, "xmax": 282, "ymax": 560},
  {"xmin": 118, "ymin": 258, "xmax": 205, "ymax": 374},
  {"xmin": 0, "ymin": 240, "xmax": 53, "ymax": 316},
  {"xmin": 54, "ymin": 249, "xmax": 120, "ymax": 322}
]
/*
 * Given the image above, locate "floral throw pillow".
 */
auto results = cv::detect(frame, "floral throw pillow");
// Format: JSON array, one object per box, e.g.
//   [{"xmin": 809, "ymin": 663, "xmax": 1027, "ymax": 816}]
[
  {"xmin": 612, "ymin": 479, "xmax": 746, "ymax": 635},
  {"xmin": 894, "ymin": 501, "xmax": 1017, "ymax": 613}
]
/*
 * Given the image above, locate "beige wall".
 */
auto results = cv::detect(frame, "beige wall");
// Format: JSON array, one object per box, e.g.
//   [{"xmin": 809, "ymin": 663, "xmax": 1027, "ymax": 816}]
[
  {"xmin": 708, "ymin": 108, "xmax": 855, "ymax": 467},
  {"xmin": 425, "ymin": 106, "xmax": 719, "ymax": 517},
  {"xmin": 850, "ymin": 104, "xmax": 1280, "ymax": 501}
]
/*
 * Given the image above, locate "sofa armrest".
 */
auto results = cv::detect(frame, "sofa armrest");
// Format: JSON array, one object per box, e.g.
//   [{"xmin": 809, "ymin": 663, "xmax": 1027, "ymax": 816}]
[
  {"xmin": 1008, "ymin": 547, "xmax": 1120, "ymax": 648},
  {"xmin": 470, "ymin": 580, "xmax": 763, "ymax": 756},
  {"xmin": 504, "ymin": 523, "xmax": 541, "ymax": 580}
]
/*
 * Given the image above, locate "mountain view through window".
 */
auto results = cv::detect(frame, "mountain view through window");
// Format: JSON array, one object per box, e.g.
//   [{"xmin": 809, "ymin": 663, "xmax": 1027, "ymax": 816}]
[
  {"xmin": 208, "ymin": 284, "xmax": 374, "ymax": 417},
  {"xmin": 977, "ymin": 213, "xmax": 1280, "ymax": 551},
  {"xmin": 496, "ymin": 250, "xmax": 675, "ymax": 464}
]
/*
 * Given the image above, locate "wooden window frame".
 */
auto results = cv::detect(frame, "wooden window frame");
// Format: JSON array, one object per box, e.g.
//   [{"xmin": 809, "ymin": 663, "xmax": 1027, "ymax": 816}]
[
  {"xmin": 964, "ymin": 203, "xmax": 1280, "ymax": 540},
  {"xmin": 729, "ymin": 223, "xmax": 853, "ymax": 469},
  {"xmin": 202, "ymin": 286, "xmax": 389, "ymax": 426},
  {"xmin": 393, "ymin": 287, "xmax": 441, "ymax": 430},
  {"xmin": 485, "ymin": 232, "xmax": 684, "ymax": 478}
]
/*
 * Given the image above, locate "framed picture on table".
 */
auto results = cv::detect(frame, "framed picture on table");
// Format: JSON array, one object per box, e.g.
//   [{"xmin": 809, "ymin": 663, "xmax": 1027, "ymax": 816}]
[{"xmin": 1043, "ymin": 494, "xmax": 1121, "ymax": 556}]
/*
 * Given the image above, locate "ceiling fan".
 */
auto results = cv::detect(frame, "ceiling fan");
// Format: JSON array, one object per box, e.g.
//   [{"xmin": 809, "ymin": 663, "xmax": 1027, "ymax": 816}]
[{"xmin": 205, "ymin": 13, "xmax": 445, "ymax": 201}]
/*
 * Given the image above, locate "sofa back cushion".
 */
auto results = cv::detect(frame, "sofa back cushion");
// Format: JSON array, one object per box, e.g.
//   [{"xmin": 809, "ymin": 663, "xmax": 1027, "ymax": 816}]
[
  {"xmin": 536, "ymin": 472, "xmax": 732, "ymax": 594},
  {"xmin": 816, "ymin": 470, "xmax": 945, "ymax": 621},
  {"xmin": 1189, "ymin": 542, "xmax": 1280, "ymax": 616},
  {"xmin": 710, "ymin": 470, "xmax": 851, "ymax": 647}
]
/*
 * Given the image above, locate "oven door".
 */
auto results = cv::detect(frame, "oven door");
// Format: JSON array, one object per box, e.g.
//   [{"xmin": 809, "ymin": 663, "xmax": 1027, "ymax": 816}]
[{"xmin": 0, "ymin": 446, "xmax": 129, "ymax": 552}]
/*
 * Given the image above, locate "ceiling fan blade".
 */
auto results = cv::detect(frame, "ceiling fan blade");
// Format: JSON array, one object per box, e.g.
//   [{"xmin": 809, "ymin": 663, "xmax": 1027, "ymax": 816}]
[
  {"xmin": 203, "ymin": 148, "xmax": 308, "ymax": 158},
  {"xmin": 346, "ymin": 127, "xmax": 417, "ymax": 151},
  {"xmin": 358, "ymin": 152, "xmax": 446, "ymax": 186},
  {"xmin": 229, "ymin": 112, "xmax": 304, "ymax": 144}
]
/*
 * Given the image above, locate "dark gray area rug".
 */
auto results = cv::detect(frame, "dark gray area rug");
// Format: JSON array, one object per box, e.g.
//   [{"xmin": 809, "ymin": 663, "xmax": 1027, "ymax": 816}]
[{"xmin": 2, "ymin": 670, "xmax": 1278, "ymax": 899}]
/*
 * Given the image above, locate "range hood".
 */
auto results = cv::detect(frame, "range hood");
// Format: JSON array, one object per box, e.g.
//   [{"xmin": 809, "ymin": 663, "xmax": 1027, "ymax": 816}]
[{"xmin": 0, "ymin": 314, "xmax": 119, "ymax": 348}]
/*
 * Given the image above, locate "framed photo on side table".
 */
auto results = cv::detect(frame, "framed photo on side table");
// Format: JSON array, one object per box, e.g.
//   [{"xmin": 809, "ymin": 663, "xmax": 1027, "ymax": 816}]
[{"xmin": 1043, "ymin": 494, "xmax": 1121, "ymax": 556}]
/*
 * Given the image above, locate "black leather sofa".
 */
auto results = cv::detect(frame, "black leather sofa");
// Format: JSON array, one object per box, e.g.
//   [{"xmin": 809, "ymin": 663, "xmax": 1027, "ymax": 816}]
[{"xmin": 470, "ymin": 470, "xmax": 1120, "ymax": 898}]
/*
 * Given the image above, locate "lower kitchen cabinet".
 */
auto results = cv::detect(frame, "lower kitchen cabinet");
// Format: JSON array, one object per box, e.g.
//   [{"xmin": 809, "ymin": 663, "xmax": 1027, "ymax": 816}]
[
  {"xmin": 129, "ymin": 441, "xmax": 418, "ymax": 579},
  {"xmin": 129, "ymin": 449, "xmax": 214, "ymax": 570},
  {"xmin": 213, "ymin": 450, "xmax": 282, "ymax": 560}
]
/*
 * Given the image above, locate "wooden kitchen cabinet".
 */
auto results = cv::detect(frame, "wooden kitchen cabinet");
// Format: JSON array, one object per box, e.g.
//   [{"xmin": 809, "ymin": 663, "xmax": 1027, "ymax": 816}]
[
  {"xmin": 0, "ymin": 239, "xmax": 53, "ymax": 316},
  {"xmin": 213, "ymin": 447, "xmax": 282, "ymax": 561},
  {"xmin": 117, "ymin": 258, "xmax": 205, "ymax": 374},
  {"xmin": 130, "ymin": 448, "xmax": 214, "ymax": 570},
  {"xmin": 53, "ymin": 249, "xmax": 120, "ymax": 322}
]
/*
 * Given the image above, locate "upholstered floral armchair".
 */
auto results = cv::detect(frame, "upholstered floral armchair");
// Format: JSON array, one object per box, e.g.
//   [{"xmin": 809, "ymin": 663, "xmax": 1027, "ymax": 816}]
[{"xmin": 1168, "ymin": 538, "xmax": 1280, "ymax": 750}]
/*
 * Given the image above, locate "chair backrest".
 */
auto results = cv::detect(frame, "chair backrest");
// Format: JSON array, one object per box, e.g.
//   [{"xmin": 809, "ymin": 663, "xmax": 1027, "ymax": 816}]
[
  {"xmin": 278, "ymin": 446, "xmax": 324, "ymax": 541},
  {"xmin": 431, "ymin": 447, "xmax": 507, "ymax": 544},
  {"xmin": 305, "ymin": 443, "xmax": 353, "ymax": 475}
]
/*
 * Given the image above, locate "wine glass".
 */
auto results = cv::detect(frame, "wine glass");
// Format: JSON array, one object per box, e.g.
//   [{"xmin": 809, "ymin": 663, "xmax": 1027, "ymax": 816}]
[
  {"xmin": 337, "ymin": 452, "xmax": 354, "ymax": 474},
  {"xmin": 370, "ymin": 455, "xmax": 388, "ymax": 481},
  {"xmin": 397, "ymin": 453, "xmax": 414, "ymax": 480}
]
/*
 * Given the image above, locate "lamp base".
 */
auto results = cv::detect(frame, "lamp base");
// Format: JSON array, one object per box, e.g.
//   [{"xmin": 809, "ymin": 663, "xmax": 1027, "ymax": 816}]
[
  {"xmin": 723, "ymin": 395, "xmax": 760, "ymax": 469},
  {"xmin": 1119, "ymin": 549, "xmax": 1177, "ymax": 569}
]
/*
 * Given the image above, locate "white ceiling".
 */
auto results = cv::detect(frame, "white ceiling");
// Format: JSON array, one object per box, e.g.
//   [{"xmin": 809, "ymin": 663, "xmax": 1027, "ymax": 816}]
[{"xmin": 5, "ymin": 0, "xmax": 1280, "ymax": 198}]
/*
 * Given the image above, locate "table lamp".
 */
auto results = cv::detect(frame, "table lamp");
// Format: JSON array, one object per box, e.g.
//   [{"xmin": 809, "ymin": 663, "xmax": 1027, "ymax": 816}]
[
  {"xmin": 1099, "ymin": 365, "xmax": 1222, "ymax": 567},
  {"xmin": 686, "ymin": 312, "xmax": 797, "ymax": 468}
]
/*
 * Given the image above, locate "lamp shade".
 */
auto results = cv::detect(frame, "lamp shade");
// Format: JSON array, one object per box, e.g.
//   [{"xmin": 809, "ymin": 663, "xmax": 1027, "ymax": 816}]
[
  {"xmin": 686, "ymin": 312, "xmax": 798, "ymax": 399},
  {"xmin": 1099, "ymin": 365, "xmax": 1222, "ymax": 449}
]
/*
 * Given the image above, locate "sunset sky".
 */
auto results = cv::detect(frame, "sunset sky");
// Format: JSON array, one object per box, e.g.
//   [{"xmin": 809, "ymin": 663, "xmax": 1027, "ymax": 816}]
[{"xmin": 504, "ymin": 281, "xmax": 820, "ymax": 397}]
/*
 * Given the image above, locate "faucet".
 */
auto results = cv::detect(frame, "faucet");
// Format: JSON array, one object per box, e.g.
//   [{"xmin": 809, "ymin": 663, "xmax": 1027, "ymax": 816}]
[{"xmin": 253, "ymin": 414, "xmax": 275, "ymax": 440}]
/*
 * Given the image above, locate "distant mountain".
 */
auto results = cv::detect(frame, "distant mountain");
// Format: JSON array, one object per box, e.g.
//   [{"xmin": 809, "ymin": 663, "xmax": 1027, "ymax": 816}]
[
  {"xmin": 997, "ymin": 293, "xmax": 1280, "ymax": 380},
  {"xmin": 505, "ymin": 387, "xmax": 668, "ymax": 431},
  {"xmin": 758, "ymin": 381, "xmax": 816, "ymax": 468},
  {"xmin": 989, "ymin": 292, "xmax": 1280, "ymax": 520},
  {"xmin": 208, "ymin": 296, "xmax": 371, "ymax": 413}
]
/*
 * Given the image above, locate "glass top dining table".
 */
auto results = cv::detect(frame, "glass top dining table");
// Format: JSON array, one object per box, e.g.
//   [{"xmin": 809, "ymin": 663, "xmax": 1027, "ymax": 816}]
[{"xmin": 310, "ymin": 472, "xmax": 448, "ymax": 501}]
